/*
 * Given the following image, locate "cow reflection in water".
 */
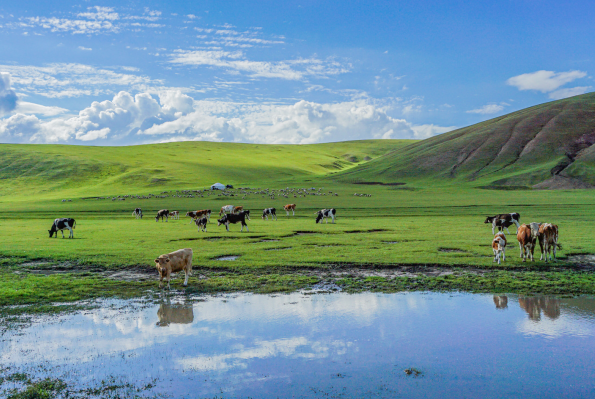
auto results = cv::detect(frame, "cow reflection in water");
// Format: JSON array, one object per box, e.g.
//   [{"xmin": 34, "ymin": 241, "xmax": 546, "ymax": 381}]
[
  {"xmin": 518, "ymin": 296, "xmax": 561, "ymax": 321},
  {"xmin": 156, "ymin": 300, "xmax": 194, "ymax": 327},
  {"xmin": 493, "ymin": 295, "xmax": 508, "ymax": 309}
]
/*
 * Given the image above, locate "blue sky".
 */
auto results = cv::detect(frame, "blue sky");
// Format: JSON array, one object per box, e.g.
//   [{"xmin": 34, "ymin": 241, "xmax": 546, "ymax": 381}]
[{"xmin": 0, "ymin": 0, "xmax": 593, "ymax": 144}]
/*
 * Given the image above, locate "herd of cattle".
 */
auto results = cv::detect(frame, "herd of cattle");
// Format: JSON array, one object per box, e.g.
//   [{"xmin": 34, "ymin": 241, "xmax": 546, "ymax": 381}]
[
  {"xmin": 47, "ymin": 207, "xmax": 561, "ymax": 289},
  {"xmin": 484, "ymin": 212, "xmax": 561, "ymax": 265}
]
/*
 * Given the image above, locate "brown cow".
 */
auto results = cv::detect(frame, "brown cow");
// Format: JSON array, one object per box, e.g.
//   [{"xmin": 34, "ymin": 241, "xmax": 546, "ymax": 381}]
[
  {"xmin": 186, "ymin": 209, "xmax": 210, "ymax": 224},
  {"xmin": 492, "ymin": 232, "xmax": 506, "ymax": 264},
  {"xmin": 284, "ymin": 204, "xmax": 296, "ymax": 216},
  {"xmin": 233, "ymin": 206, "xmax": 244, "ymax": 214},
  {"xmin": 517, "ymin": 224, "xmax": 536, "ymax": 262},
  {"xmin": 538, "ymin": 223, "xmax": 561, "ymax": 262},
  {"xmin": 154, "ymin": 248, "xmax": 193, "ymax": 289},
  {"xmin": 169, "ymin": 211, "xmax": 180, "ymax": 220}
]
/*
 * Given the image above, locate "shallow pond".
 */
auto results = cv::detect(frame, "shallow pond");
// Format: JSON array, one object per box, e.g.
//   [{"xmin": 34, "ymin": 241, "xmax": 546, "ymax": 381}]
[{"xmin": 2, "ymin": 292, "xmax": 595, "ymax": 398}]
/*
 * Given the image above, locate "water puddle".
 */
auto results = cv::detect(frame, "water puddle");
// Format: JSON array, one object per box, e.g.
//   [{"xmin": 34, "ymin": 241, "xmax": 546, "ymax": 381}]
[
  {"xmin": 214, "ymin": 255, "xmax": 240, "ymax": 261},
  {"xmin": 2, "ymin": 292, "xmax": 595, "ymax": 398}
]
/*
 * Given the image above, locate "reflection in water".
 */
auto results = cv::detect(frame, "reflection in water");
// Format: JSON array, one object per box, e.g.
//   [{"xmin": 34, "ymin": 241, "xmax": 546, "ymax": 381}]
[
  {"xmin": 156, "ymin": 299, "xmax": 194, "ymax": 327},
  {"xmin": 493, "ymin": 295, "xmax": 508, "ymax": 309},
  {"xmin": 518, "ymin": 296, "xmax": 561, "ymax": 321}
]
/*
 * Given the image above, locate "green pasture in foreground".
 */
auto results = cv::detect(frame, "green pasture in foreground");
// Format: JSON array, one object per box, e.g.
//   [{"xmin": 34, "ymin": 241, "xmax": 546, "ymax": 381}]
[{"xmin": 2, "ymin": 180, "xmax": 595, "ymax": 311}]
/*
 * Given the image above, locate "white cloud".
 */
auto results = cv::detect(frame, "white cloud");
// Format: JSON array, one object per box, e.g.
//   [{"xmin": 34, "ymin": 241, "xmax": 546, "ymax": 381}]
[
  {"xmin": 78, "ymin": 46, "xmax": 92, "ymax": 51},
  {"xmin": 411, "ymin": 124, "xmax": 456, "ymax": 139},
  {"xmin": 0, "ymin": 73, "xmax": 18, "ymax": 115},
  {"xmin": 507, "ymin": 70, "xmax": 587, "ymax": 93},
  {"xmin": 15, "ymin": 101, "xmax": 68, "ymax": 116},
  {"xmin": 26, "ymin": 16, "xmax": 119, "ymax": 35},
  {"xmin": 169, "ymin": 50, "xmax": 349, "ymax": 80},
  {"xmin": 466, "ymin": 103, "xmax": 505, "ymax": 114},
  {"xmin": 548, "ymin": 86, "xmax": 592, "ymax": 100}
]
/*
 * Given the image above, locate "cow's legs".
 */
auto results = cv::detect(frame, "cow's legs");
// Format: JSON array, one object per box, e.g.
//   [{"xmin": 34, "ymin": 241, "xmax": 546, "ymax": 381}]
[
  {"xmin": 519, "ymin": 242, "xmax": 523, "ymax": 258},
  {"xmin": 226, "ymin": 223, "xmax": 229, "ymax": 232},
  {"xmin": 68, "ymin": 226, "xmax": 73, "ymax": 238},
  {"xmin": 502, "ymin": 246, "xmax": 506, "ymax": 262},
  {"xmin": 492, "ymin": 221, "xmax": 497, "ymax": 235},
  {"xmin": 183, "ymin": 270, "xmax": 189, "ymax": 287},
  {"xmin": 505, "ymin": 226, "xmax": 511, "ymax": 234},
  {"xmin": 61, "ymin": 229, "xmax": 65, "ymax": 238}
]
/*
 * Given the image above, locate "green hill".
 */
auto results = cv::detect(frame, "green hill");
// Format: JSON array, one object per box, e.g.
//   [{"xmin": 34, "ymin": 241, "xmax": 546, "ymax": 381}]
[
  {"xmin": 339, "ymin": 93, "xmax": 595, "ymax": 189},
  {"xmin": 0, "ymin": 140, "xmax": 412, "ymax": 201}
]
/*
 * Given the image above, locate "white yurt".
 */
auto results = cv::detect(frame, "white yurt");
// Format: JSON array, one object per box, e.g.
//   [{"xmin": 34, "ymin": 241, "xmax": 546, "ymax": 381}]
[{"xmin": 211, "ymin": 182, "xmax": 226, "ymax": 190}]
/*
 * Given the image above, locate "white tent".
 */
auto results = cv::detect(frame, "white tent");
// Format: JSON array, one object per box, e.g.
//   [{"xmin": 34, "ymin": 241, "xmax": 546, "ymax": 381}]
[{"xmin": 211, "ymin": 182, "xmax": 226, "ymax": 190}]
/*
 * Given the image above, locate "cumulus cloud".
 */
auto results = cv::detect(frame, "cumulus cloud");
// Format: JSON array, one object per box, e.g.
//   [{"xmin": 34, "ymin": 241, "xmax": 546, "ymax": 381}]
[
  {"xmin": 169, "ymin": 50, "xmax": 349, "ymax": 80},
  {"xmin": 466, "ymin": 103, "xmax": 506, "ymax": 114},
  {"xmin": 0, "ymin": 90, "xmax": 453, "ymax": 144},
  {"xmin": 15, "ymin": 101, "xmax": 68, "ymax": 116},
  {"xmin": 0, "ymin": 73, "xmax": 18, "ymax": 115},
  {"xmin": 548, "ymin": 86, "xmax": 592, "ymax": 100},
  {"xmin": 507, "ymin": 70, "xmax": 587, "ymax": 93}
]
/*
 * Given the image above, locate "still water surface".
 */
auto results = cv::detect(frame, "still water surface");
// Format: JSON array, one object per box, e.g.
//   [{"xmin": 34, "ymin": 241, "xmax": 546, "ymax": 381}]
[{"xmin": 2, "ymin": 292, "xmax": 595, "ymax": 398}]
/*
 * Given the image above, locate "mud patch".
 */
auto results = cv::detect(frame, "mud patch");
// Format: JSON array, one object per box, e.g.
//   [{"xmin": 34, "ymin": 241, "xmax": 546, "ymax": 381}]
[
  {"xmin": 345, "ymin": 229, "xmax": 390, "ymax": 234},
  {"xmin": 284, "ymin": 231, "xmax": 319, "ymax": 237},
  {"xmin": 264, "ymin": 247, "xmax": 292, "ymax": 251},
  {"xmin": 568, "ymin": 254, "xmax": 595, "ymax": 268},
  {"xmin": 253, "ymin": 239, "xmax": 280, "ymax": 243},
  {"xmin": 382, "ymin": 241, "xmax": 399, "ymax": 244},
  {"xmin": 438, "ymin": 248, "xmax": 467, "ymax": 253},
  {"xmin": 307, "ymin": 265, "xmax": 483, "ymax": 279}
]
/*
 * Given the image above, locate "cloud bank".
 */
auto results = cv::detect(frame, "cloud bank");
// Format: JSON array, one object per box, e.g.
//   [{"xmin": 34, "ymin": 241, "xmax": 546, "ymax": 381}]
[
  {"xmin": 0, "ymin": 73, "xmax": 18, "ymax": 115},
  {"xmin": 507, "ymin": 70, "xmax": 591, "ymax": 99}
]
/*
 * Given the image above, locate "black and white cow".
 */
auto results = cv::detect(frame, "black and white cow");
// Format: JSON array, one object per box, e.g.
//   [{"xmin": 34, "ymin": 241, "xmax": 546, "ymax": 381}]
[
  {"xmin": 155, "ymin": 209, "xmax": 170, "ymax": 222},
  {"xmin": 132, "ymin": 208, "xmax": 143, "ymax": 219},
  {"xmin": 262, "ymin": 207, "xmax": 277, "ymax": 220},
  {"xmin": 217, "ymin": 211, "xmax": 249, "ymax": 232},
  {"xmin": 484, "ymin": 213, "xmax": 521, "ymax": 234},
  {"xmin": 315, "ymin": 208, "xmax": 336, "ymax": 224},
  {"xmin": 48, "ymin": 218, "xmax": 76, "ymax": 238},
  {"xmin": 194, "ymin": 216, "xmax": 208, "ymax": 232}
]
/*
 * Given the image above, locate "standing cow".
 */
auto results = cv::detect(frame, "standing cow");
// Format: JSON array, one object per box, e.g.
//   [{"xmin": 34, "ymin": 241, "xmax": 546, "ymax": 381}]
[
  {"xmin": 155, "ymin": 209, "xmax": 169, "ymax": 222},
  {"xmin": 492, "ymin": 232, "xmax": 507, "ymax": 264},
  {"xmin": 284, "ymin": 204, "xmax": 296, "ymax": 216},
  {"xmin": 538, "ymin": 223, "xmax": 561, "ymax": 262},
  {"xmin": 132, "ymin": 208, "xmax": 143, "ymax": 219},
  {"xmin": 262, "ymin": 207, "xmax": 277, "ymax": 220},
  {"xmin": 217, "ymin": 211, "xmax": 250, "ymax": 232},
  {"xmin": 48, "ymin": 218, "xmax": 76, "ymax": 238},
  {"xmin": 517, "ymin": 224, "xmax": 536, "ymax": 262},
  {"xmin": 484, "ymin": 213, "xmax": 521, "ymax": 234},
  {"xmin": 154, "ymin": 248, "xmax": 193, "ymax": 289},
  {"xmin": 219, "ymin": 205, "xmax": 234, "ymax": 216},
  {"xmin": 315, "ymin": 208, "xmax": 336, "ymax": 224},
  {"xmin": 194, "ymin": 217, "xmax": 208, "ymax": 232}
]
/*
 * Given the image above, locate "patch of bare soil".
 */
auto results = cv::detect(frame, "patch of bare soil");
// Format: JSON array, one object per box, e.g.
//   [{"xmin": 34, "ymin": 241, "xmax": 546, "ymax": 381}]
[
  {"xmin": 438, "ymin": 247, "xmax": 467, "ymax": 253},
  {"xmin": 568, "ymin": 254, "xmax": 595, "ymax": 269},
  {"xmin": 307, "ymin": 265, "xmax": 486, "ymax": 279},
  {"xmin": 533, "ymin": 175, "xmax": 594, "ymax": 190}
]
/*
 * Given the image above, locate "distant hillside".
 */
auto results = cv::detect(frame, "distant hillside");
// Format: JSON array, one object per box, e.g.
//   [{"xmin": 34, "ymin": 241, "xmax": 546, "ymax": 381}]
[
  {"xmin": 339, "ymin": 93, "xmax": 595, "ymax": 189},
  {"xmin": 0, "ymin": 140, "xmax": 411, "ymax": 200}
]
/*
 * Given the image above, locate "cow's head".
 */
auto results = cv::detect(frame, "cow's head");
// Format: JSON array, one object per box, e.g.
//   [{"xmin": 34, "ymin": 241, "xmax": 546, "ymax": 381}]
[
  {"xmin": 154, "ymin": 256, "xmax": 170, "ymax": 274},
  {"xmin": 217, "ymin": 216, "xmax": 227, "ymax": 226},
  {"xmin": 484, "ymin": 216, "xmax": 495, "ymax": 224},
  {"xmin": 315, "ymin": 211, "xmax": 323, "ymax": 224},
  {"xmin": 244, "ymin": 210, "xmax": 250, "ymax": 220},
  {"xmin": 155, "ymin": 216, "xmax": 160, "ymax": 222}
]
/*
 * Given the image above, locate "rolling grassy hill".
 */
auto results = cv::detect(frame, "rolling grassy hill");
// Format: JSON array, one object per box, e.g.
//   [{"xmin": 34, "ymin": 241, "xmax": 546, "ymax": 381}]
[
  {"xmin": 0, "ymin": 140, "xmax": 411, "ymax": 201},
  {"xmin": 339, "ymin": 93, "xmax": 595, "ymax": 189}
]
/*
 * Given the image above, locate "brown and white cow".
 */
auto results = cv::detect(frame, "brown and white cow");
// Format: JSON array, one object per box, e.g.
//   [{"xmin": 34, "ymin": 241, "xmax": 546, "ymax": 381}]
[
  {"xmin": 517, "ymin": 224, "xmax": 536, "ymax": 262},
  {"xmin": 538, "ymin": 223, "xmax": 561, "ymax": 262},
  {"xmin": 154, "ymin": 248, "xmax": 193, "ymax": 289},
  {"xmin": 233, "ymin": 206, "xmax": 244, "ymax": 214},
  {"xmin": 284, "ymin": 204, "xmax": 296, "ymax": 216},
  {"xmin": 492, "ymin": 232, "xmax": 507, "ymax": 264},
  {"xmin": 485, "ymin": 213, "xmax": 521, "ymax": 235},
  {"xmin": 155, "ymin": 209, "xmax": 169, "ymax": 222},
  {"xmin": 186, "ymin": 209, "xmax": 210, "ymax": 224},
  {"xmin": 170, "ymin": 211, "xmax": 180, "ymax": 220},
  {"xmin": 219, "ymin": 205, "xmax": 234, "ymax": 216}
]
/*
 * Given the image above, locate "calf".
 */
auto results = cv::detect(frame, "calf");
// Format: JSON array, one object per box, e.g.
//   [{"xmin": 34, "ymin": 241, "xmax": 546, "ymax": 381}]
[
  {"xmin": 154, "ymin": 248, "xmax": 193, "ymax": 289},
  {"xmin": 155, "ymin": 209, "xmax": 169, "ymax": 222},
  {"xmin": 517, "ymin": 224, "xmax": 536, "ymax": 262},
  {"xmin": 217, "ymin": 211, "xmax": 249, "ymax": 232},
  {"xmin": 132, "ymin": 208, "xmax": 143, "ymax": 219},
  {"xmin": 284, "ymin": 204, "xmax": 296, "ymax": 216},
  {"xmin": 170, "ymin": 211, "xmax": 180, "ymax": 220},
  {"xmin": 48, "ymin": 218, "xmax": 76, "ymax": 238},
  {"xmin": 186, "ymin": 209, "xmax": 210, "ymax": 224},
  {"xmin": 492, "ymin": 232, "xmax": 507, "ymax": 264},
  {"xmin": 484, "ymin": 213, "xmax": 521, "ymax": 235},
  {"xmin": 194, "ymin": 216, "xmax": 208, "ymax": 232},
  {"xmin": 219, "ymin": 205, "xmax": 234, "ymax": 216},
  {"xmin": 538, "ymin": 223, "xmax": 561, "ymax": 262},
  {"xmin": 233, "ymin": 206, "xmax": 244, "ymax": 214},
  {"xmin": 315, "ymin": 208, "xmax": 336, "ymax": 224},
  {"xmin": 262, "ymin": 207, "xmax": 277, "ymax": 220}
]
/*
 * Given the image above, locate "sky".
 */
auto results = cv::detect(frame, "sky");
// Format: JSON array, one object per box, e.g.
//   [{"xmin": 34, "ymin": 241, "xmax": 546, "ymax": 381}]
[{"xmin": 0, "ymin": 0, "xmax": 593, "ymax": 145}]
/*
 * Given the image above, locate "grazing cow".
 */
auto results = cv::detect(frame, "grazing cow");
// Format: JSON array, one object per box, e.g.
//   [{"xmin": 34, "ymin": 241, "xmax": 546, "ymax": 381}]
[
  {"xmin": 154, "ymin": 248, "xmax": 193, "ymax": 289},
  {"xmin": 170, "ymin": 211, "xmax": 180, "ymax": 220},
  {"xmin": 538, "ymin": 223, "xmax": 561, "ymax": 262},
  {"xmin": 492, "ymin": 232, "xmax": 507, "ymax": 264},
  {"xmin": 484, "ymin": 213, "xmax": 521, "ymax": 234},
  {"xmin": 48, "ymin": 218, "xmax": 76, "ymax": 238},
  {"xmin": 262, "ymin": 207, "xmax": 277, "ymax": 220},
  {"xmin": 132, "ymin": 208, "xmax": 143, "ymax": 219},
  {"xmin": 517, "ymin": 224, "xmax": 536, "ymax": 262},
  {"xmin": 186, "ymin": 209, "xmax": 210, "ymax": 224},
  {"xmin": 315, "ymin": 208, "xmax": 336, "ymax": 224},
  {"xmin": 284, "ymin": 204, "xmax": 296, "ymax": 216},
  {"xmin": 233, "ymin": 206, "xmax": 244, "ymax": 214},
  {"xmin": 194, "ymin": 216, "xmax": 208, "ymax": 232},
  {"xmin": 217, "ymin": 211, "xmax": 250, "ymax": 232},
  {"xmin": 220, "ymin": 205, "xmax": 234, "ymax": 216},
  {"xmin": 155, "ymin": 209, "xmax": 170, "ymax": 222}
]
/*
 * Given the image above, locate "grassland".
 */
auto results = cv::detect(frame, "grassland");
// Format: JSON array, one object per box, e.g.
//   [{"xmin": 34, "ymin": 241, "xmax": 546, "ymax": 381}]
[{"xmin": 1, "ymin": 139, "xmax": 595, "ymax": 316}]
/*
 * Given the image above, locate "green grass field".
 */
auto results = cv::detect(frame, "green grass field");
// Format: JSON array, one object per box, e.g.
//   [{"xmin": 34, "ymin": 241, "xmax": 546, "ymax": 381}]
[{"xmin": 2, "ymin": 139, "xmax": 595, "ymax": 313}]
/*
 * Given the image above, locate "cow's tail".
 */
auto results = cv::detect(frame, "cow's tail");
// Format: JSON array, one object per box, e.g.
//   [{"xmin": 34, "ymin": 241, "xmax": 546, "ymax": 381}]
[
  {"xmin": 556, "ymin": 243, "xmax": 563, "ymax": 250},
  {"xmin": 73, "ymin": 220, "xmax": 76, "ymax": 229}
]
